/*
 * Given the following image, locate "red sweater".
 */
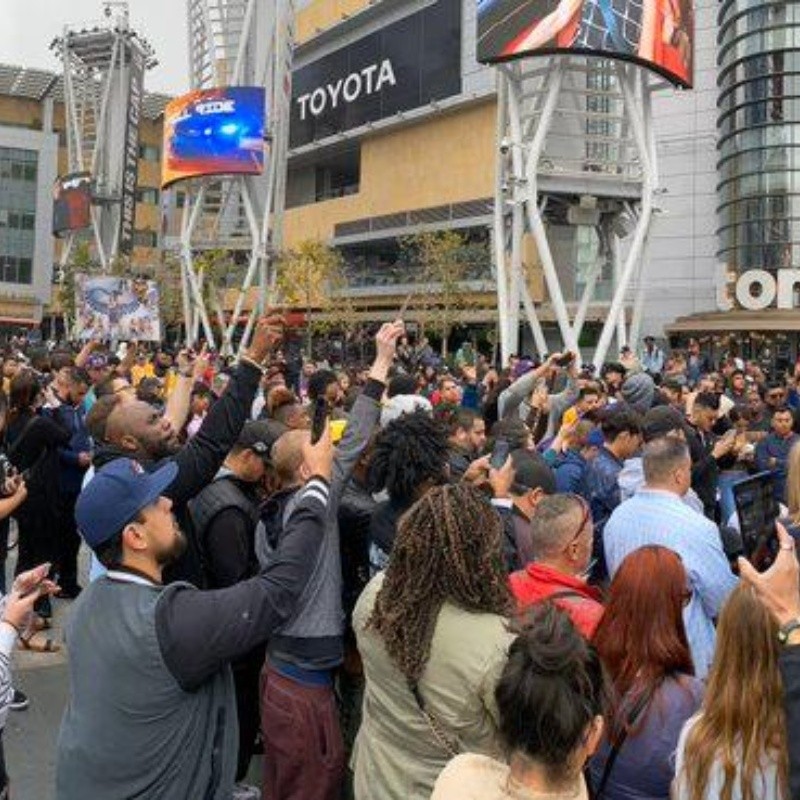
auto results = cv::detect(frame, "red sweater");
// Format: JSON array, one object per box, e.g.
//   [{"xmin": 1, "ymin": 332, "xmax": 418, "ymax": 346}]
[{"xmin": 509, "ymin": 563, "xmax": 604, "ymax": 638}]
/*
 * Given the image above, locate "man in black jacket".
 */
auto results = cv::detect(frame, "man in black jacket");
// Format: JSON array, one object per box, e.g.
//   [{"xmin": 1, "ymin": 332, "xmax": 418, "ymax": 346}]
[
  {"xmin": 187, "ymin": 419, "xmax": 281, "ymax": 790},
  {"xmin": 739, "ymin": 523, "xmax": 800, "ymax": 799},
  {"xmin": 56, "ymin": 429, "xmax": 333, "ymax": 800},
  {"xmin": 84, "ymin": 317, "xmax": 281, "ymax": 585},
  {"xmin": 687, "ymin": 392, "xmax": 734, "ymax": 521}
]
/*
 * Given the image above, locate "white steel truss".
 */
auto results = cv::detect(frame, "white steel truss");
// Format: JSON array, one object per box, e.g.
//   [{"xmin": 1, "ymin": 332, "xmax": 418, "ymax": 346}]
[
  {"xmin": 493, "ymin": 55, "xmax": 661, "ymax": 367},
  {"xmin": 180, "ymin": 0, "xmax": 295, "ymax": 354},
  {"xmin": 51, "ymin": 2, "xmax": 156, "ymax": 273}
]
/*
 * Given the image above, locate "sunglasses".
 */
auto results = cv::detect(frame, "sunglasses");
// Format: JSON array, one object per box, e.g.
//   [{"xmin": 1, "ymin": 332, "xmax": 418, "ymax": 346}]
[{"xmin": 563, "ymin": 493, "xmax": 591, "ymax": 547}]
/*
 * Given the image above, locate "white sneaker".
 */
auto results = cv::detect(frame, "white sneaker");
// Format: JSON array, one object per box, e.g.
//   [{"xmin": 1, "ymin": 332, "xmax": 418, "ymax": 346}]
[{"xmin": 231, "ymin": 784, "xmax": 260, "ymax": 800}]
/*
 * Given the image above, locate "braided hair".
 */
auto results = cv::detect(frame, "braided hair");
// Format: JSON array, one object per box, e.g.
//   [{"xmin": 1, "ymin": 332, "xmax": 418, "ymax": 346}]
[
  {"xmin": 368, "ymin": 409, "xmax": 450, "ymax": 503},
  {"xmin": 369, "ymin": 483, "xmax": 512, "ymax": 683}
]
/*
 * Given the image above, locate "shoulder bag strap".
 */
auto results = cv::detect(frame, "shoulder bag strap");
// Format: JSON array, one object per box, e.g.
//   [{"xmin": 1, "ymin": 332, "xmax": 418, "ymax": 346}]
[
  {"xmin": 593, "ymin": 686, "xmax": 655, "ymax": 800},
  {"xmin": 548, "ymin": 589, "xmax": 588, "ymax": 604},
  {"xmin": 409, "ymin": 682, "xmax": 460, "ymax": 759}
]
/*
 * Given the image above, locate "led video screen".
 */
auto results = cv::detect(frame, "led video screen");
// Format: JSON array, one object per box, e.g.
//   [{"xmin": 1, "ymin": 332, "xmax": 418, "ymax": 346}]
[
  {"xmin": 52, "ymin": 172, "xmax": 92, "ymax": 236},
  {"xmin": 161, "ymin": 87, "xmax": 266, "ymax": 188},
  {"xmin": 476, "ymin": 0, "xmax": 693, "ymax": 88}
]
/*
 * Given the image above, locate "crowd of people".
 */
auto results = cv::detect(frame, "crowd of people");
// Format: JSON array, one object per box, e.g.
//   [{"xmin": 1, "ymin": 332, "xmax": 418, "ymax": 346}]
[{"xmin": 0, "ymin": 323, "xmax": 798, "ymax": 799}]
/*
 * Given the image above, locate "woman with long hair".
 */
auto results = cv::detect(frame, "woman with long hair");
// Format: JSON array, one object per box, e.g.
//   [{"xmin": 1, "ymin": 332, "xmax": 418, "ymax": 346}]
[
  {"xmin": 5, "ymin": 371, "xmax": 69, "ymax": 631},
  {"xmin": 673, "ymin": 584, "xmax": 788, "ymax": 800},
  {"xmin": 352, "ymin": 483, "xmax": 514, "ymax": 800},
  {"xmin": 589, "ymin": 545, "xmax": 704, "ymax": 799},
  {"xmin": 781, "ymin": 440, "xmax": 800, "ymax": 540},
  {"xmin": 431, "ymin": 604, "xmax": 607, "ymax": 800}
]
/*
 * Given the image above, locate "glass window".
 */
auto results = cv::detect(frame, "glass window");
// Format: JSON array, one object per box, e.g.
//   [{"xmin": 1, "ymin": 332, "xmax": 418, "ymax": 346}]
[
  {"xmin": 17, "ymin": 258, "xmax": 32, "ymax": 285},
  {"xmin": 136, "ymin": 187, "xmax": 159, "ymax": 205},
  {"xmin": 133, "ymin": 230, "xmax": 158, "ymax": 248},
  {"xmin": 138, "ymin": 144, "xmax": 160, "ymax": 161}
]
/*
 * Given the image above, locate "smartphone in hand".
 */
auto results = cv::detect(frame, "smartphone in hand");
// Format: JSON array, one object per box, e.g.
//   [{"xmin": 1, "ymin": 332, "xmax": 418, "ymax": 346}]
[
  {"xmin": 490, "ymin": 438, "xmax": 511, "ymax": 471},
  {"xmin": 311, "ymin": 398, "xmax": 329, "ymax": 445}
]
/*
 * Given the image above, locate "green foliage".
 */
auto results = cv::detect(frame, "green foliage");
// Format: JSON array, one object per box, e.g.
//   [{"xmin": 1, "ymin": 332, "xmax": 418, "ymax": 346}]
[
  {"xmin": 275, "ymin": 239, "xmax": 354, "ymax": 355},
  {"xmin": 193, "ymin": 248, "xmax": 248, "ymax": 344},
  {"xmin": 401, "ymin": 230, "xmax": 476, "ymax": 357},
  {"xmin": 59, "ymin": 240, "xmax": 98, "ymax": 332}
]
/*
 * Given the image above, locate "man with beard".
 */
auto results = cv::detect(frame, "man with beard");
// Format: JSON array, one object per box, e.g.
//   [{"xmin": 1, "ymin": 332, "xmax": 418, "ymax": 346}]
[
  {"xmin": 84, "ymin": 317, "xmax": 280, "ymax": 585},
  {"xmin": 56, "ymin": 430, "xmax": 333, "ymax": 800}
]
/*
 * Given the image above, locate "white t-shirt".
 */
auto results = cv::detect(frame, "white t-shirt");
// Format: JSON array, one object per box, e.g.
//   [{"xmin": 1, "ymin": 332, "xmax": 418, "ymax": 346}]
[{"xmin": 673, "ymin": 714, "xmax": 784, "ymax": 800}]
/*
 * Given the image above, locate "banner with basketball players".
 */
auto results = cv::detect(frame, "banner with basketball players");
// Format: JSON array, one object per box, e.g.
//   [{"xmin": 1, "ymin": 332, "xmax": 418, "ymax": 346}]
[{"xmin": 76, "ymin": 275, "xmax": 161, "ymax": 341}]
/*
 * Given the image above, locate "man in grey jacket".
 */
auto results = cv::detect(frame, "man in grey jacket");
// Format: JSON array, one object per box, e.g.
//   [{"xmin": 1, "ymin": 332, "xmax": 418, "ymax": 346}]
[
  {"xmin": 257, "ymin": 320, "xmax": 404, "ymax": 800},
  {"xmin": 498, "ymin": 353, "xmax": 580, "ymax": 441},
  {"xmin": 55, "ymin": 433, "xmax": 333, "ymax": 800}
]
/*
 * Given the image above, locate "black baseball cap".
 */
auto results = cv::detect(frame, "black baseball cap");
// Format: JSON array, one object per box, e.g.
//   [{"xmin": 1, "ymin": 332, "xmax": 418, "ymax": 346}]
[{"xmin": 237, "ymin": 420, "xmax": 285, "ymax": 459}]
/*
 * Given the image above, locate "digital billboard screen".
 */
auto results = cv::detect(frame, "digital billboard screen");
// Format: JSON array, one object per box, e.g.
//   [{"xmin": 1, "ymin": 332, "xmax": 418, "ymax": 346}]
[
  {"xmin": 52, "ymin": 172, "xmax": 92, "ymax": 237},
  {"xmin": 161, "ymin": 86, "xmax": 266, "ymax": 188},
  {"xmin": 476, "ymin": 0, "xmax": 693, "ymax": 88}
]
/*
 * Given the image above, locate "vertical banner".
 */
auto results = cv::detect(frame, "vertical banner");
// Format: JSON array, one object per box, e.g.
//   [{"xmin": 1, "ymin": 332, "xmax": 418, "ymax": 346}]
[{"xmin": 119, "ymin": 45, "xmax": 145, "ymax": 254}]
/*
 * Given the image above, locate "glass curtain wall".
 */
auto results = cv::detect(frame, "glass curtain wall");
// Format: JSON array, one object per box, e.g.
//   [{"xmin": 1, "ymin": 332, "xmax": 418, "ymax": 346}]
[{"xmin": 717, "ymin": 1, "xmax": 800, "ymax": 273}]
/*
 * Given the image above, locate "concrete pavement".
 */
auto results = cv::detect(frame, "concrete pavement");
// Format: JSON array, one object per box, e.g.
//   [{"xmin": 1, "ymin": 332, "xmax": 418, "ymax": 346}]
[
  {"xmin": 3, "ymin": 541, "xmax": 264, "ymax": 799},
  {"xmin": 5, "ymin": 531, "xmax": 73, "ymax": 800}
]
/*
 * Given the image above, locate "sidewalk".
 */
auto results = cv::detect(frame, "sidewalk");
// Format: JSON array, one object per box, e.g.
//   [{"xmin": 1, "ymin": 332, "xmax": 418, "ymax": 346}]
[{"xmin": 4, "ymin": 532, "xmax": 78, "ymax": 800}]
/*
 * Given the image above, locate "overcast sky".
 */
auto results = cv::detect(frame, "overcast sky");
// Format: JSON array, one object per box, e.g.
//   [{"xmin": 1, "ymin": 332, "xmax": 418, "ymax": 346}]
[{"xmin": 1, "ymin": 0, "xmax": 189, "ymax": 95}]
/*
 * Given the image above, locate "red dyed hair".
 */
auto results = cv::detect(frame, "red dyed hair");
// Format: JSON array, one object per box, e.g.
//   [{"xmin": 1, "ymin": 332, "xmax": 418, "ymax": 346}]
[{"xmin": 593, "ymin": 546, "xmax": 693, "ymax": 708}]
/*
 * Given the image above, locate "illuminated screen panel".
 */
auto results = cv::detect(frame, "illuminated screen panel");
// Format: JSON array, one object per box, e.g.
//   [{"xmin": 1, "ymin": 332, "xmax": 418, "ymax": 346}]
[
  {"xmin": 476, "ymin": 0, "xmax": 693, "ymax": 88},
  {"xmin": 161, "ymin": 86, "xmax": 266, "ymax": 188},
  {"xmin": 52, "ymin": 172, "xmax": 92, "ymax": 236}
]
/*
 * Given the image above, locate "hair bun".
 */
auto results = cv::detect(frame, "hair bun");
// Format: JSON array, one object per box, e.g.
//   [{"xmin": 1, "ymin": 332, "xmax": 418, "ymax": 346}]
[{"xmin": 513, "ymin": 604, "xmax": 590, "ymax": 675}]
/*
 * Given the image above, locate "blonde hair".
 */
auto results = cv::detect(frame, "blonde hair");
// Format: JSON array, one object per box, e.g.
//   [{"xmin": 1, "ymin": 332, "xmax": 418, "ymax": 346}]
[
  {"xmin": 786, "ymin": 440, "xmax": 800, "ymax": 526},
  {"xmin": 678, "ymin": 585, "xmax": 788, "ymax": 800}
]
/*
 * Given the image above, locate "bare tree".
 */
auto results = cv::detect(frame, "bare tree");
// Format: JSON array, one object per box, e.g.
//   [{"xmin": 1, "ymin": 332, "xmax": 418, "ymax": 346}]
[
  {"xmin": 275, "ymin": 239, "xmax": 352, "ymax": 357},
  {"xmin": 60, "ymin": 241, "xmax": 99, "ymax": 336},
  {"xmin": 402, "ymin": 230, "xmax": 476, "ymax": 358}
]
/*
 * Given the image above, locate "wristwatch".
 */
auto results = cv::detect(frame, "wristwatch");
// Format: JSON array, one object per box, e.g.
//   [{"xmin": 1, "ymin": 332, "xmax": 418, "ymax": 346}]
[{"xmin": 778, "ymin": 618, "xmax": 800, "ymax": 645}]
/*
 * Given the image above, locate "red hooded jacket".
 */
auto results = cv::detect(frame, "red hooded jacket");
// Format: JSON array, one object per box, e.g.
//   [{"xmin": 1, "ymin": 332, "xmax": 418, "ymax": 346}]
[{"xmin": 509, "ymin": 562, "xmax": 604, "ymax": 638}]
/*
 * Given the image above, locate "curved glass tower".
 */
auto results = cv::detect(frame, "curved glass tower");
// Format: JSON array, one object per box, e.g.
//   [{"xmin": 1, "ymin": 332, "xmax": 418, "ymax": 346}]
[{"xmin": 717, "ymin": 1, "xmax": 799, "ymax": 273}]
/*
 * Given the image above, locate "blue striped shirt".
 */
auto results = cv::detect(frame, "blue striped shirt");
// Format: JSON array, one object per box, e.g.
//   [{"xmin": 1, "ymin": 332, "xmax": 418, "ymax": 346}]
[{"xmin": 604, "ymin": 489, "xmax": 738, "ymax": 678}]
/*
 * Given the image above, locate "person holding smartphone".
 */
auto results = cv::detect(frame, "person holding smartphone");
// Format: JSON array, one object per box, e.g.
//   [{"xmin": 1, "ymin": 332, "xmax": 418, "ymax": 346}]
[{"xmin": 0, "ymin": 563, "xmax": 59, "ymax": 797}]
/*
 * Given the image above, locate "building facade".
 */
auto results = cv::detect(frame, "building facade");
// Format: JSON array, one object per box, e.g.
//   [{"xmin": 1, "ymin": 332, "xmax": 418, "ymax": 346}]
[
  {"xmin": 0, "ymin": 64, "xmax": 169, "ymax": 329},
  {"xmin": 285, "ymin": 0, "xmax": 728, "ymax": 357}
]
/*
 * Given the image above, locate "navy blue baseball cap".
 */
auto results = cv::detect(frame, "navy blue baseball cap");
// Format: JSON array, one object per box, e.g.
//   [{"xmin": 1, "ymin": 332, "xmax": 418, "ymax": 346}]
[{"xmin": 76, "ymin": 458, "xmax": 178, "ymax": 550}]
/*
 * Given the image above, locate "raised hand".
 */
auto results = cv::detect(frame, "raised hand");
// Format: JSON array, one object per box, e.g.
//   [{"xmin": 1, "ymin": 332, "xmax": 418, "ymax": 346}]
[{"xmin": 246, "ymin": 314, "xmax": 285, "ymax": 364}]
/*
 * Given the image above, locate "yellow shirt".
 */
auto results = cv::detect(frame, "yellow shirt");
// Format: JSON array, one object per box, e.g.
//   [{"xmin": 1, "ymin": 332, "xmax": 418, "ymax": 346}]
[
  {"xmin": 130, "ymin": 363, "xmax": 155, "ymax": 387},
  {"xmin": 561, "ymin": 406, "xmax": 579, "ymax": 428}
]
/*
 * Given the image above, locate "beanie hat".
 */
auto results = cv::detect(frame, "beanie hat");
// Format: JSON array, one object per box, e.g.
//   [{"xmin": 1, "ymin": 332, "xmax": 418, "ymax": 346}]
[
  {"xmin": 380, "ymin": 394, "xmax": 432, "ymax": 428},
  {"xmin": 621, "ymin": 373, "xmax": 655, "ymax": 415}
]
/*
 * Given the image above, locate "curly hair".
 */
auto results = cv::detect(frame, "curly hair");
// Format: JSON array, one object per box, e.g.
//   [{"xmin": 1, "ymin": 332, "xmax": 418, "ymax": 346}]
[
  {"xmin": 369, "ymin": 483, "xmax": 512, "ymax": 683},
  {"xmin": 368, "ymin": 409, "xmax": 449, "ymax": 503}
]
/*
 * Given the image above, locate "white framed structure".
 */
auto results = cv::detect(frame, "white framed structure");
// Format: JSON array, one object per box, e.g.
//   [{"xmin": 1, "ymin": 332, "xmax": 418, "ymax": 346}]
[
  {"xmin": 51, "ymin": 2, "xmax": 156, "ymax": 274},
  {"xmin": 493, "ymin": 55, "xmax": 664, "ymax": 367},
  {"xmin": 179, "ymin": 0, "xmax": 295, "ymax": 353}
]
